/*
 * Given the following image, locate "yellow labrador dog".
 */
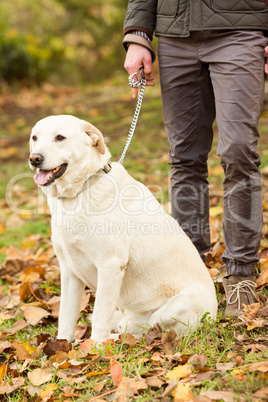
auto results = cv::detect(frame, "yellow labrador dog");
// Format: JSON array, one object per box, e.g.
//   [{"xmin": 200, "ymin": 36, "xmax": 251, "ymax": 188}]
[{"xmin": 29, "ymin": 115, "xmax": 217, "ymax": 344}]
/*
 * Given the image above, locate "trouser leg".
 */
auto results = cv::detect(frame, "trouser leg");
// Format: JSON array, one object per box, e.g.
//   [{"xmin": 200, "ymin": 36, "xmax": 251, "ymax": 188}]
[
  {"xmin": 206, "ymin": 30, "xmax": 266, "ymax": 275},
  {"xmin": 158, "ymin": 37, "xmax": 216, "ymax": 258}
]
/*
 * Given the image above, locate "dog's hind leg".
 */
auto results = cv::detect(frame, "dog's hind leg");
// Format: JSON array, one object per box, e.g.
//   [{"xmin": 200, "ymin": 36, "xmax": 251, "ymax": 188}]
[
  {"xmin": 148, "ymin": 285, "xmax": 216, "ymax": 334},
  {"xmin": 57, "ymin": 270, "xmax": 85, "ymax": 342}
]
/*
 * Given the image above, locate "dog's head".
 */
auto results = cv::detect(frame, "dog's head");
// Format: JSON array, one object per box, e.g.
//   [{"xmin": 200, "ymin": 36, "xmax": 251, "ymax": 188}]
[{"xmin": 29, "ymin": 115, "xmax": 107, "ymax": 188}]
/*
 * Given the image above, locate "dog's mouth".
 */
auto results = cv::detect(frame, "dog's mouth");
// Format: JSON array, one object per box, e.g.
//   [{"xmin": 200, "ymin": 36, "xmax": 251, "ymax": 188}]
[{"xmin": 34, "ymin": 163, "xmax": 68, "ymax": 186}]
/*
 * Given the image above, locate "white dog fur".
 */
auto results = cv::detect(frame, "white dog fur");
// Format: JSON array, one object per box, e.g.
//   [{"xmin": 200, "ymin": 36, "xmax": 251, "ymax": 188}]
[{"xmin": 29, "ymin": 115, "xmax": 217, "ymax": 345}]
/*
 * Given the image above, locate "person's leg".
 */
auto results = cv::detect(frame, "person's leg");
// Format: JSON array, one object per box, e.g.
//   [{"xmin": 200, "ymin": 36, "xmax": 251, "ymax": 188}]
[
  {"xmin": 204, "ymin": 30, "xmax": 266, "ymax": 315},
  {"xmin": 158, "ymin": 36, "xmax": 216, "ymax": 259}
]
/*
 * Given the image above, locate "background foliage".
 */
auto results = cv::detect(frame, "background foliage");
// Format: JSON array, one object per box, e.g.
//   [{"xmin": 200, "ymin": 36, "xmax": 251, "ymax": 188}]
[{"xmin": 0, "ymin": 0, "xmax": 128, "ymax": 84}]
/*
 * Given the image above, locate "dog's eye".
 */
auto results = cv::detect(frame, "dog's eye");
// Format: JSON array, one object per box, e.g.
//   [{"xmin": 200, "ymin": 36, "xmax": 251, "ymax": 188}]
[
  {"xmin": 55, "ymin": 135, "xmax": 66, "ymax": 142},
  {"xmin": 32, "ymin": 135, "xmax": 37, "ymax": 141}
]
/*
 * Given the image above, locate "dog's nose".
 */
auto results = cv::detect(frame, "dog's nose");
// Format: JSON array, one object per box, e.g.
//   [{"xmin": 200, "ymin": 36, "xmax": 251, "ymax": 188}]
[{"xmin": 29, "ymin": 153, "xmax": 44, "ymax": 167}]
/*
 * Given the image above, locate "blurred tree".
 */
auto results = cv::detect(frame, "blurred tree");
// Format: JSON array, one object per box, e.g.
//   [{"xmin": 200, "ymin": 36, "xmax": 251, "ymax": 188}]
[{"xmin": 0, "ymin": 0, "xmax": 128, "ymax": 84}]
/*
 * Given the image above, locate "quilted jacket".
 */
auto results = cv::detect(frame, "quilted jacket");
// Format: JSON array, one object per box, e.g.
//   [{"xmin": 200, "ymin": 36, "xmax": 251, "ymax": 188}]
[{"xmin": 124, "ymin": 0, "xmax": 268, "ymax": 39}]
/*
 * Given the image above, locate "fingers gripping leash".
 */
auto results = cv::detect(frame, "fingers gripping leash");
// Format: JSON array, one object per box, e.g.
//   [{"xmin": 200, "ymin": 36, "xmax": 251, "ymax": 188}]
[{"xmin": 118, "ymin": 68, "xmax": 147, "ymax": 165}]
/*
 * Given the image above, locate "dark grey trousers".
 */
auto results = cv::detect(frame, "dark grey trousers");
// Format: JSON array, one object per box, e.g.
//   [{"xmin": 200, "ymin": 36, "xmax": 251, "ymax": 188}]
[{"xmin": 158, "ymin": 30, "xmax": 267, "ymax": 276}]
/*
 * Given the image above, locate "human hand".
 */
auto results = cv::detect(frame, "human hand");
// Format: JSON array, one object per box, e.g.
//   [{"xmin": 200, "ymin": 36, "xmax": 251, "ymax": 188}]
[
  {"xmin": 265, "ymin": 46, "xmax": 268, "ymax": 74},
  {"xmin": 124, "ymin": 44, "xmax": 154, "ymax": 98}
]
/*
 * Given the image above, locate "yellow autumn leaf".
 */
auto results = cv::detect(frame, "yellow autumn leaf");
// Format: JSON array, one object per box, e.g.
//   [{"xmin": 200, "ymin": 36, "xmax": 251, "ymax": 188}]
[
  {"xmin": 22, "ymin": 341, "xmax": 37, "ymax": 355},
  {"xmin": 86, "ymin": 369, "xmax": 110, "ymax": 377},
  {"xmin": 40, "ymin": 383, "xmax": 57, "ymax": 400},
  {"xmin": 166, "ymin": 365, "xmax": 192, "ymax": 381},
  {"xmin": 172, "ymin": 382, "xmax": 193, "ymax": 401},
  {"xmin": 0, "ymin": 364, "xmax": 7, "ymax": 381}
]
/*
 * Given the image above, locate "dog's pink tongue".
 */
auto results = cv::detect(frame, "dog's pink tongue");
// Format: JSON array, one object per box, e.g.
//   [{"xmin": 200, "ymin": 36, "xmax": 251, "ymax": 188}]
[{"xmin": 34, "ymin": 170, "xmax": 52, "ymax": 185}]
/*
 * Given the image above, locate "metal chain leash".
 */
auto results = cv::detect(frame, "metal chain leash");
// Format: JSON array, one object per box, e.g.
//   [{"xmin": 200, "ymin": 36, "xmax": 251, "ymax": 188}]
[{"xmin": 118, "ymin": 69, "xmax": 146, "ymax": 164}]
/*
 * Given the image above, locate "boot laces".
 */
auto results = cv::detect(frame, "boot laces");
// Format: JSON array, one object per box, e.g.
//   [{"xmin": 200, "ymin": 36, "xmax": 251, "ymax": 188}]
[{"xmin": 227, "ymin": 280, "xmax": 256, "ymax": 311}]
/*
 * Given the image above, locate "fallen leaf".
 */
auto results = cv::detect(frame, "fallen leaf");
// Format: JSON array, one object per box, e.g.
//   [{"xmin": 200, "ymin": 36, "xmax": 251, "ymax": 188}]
[
  {"xmin": 0, "ymin": 377, "xmax": 25, "ymax": 394},
  {"xmin": 79, "ymin": 339, "xmax": 96, "ymax": 355},
  {"xmin": 19, "ymin": 281, "xmax": 32, "ymax": 302},
  {"xmin": 0, "ymin": 341, "xmax": 12, "ymax": 354},
  {"xmin": 172, "ymin": 382, "xmax": 193, "ymax": 402},
  {"xmin": 245, "ymin": 361, "xmax": 268, "ymax": 372},
  {"xmin": 146, "ymin": 377, "xmax": 164, "ymax": 387},
  {"xmin": 110, "ymin": 358, "xmax": 123, "ymax": 386},
  {"xmin": 40, "ymin": 383, "xmax": 57, "ymax": 400},
  {"xmin": 86, "ymin": 369, "xmax": 110, "ymax": 377},
  {"xmin": 189, "ymin": 371, "xmax": 215, "ymax": 386},
  {"xmin": 166, "ymin": 365, "xmax": 192, "ymax": 381},
  {"xmin": 0, "ymin": 313, "xmax": 14, "ymax": 324},
  {"xmin": 253, "ymin": 386, "xmax": 268, "ymax": 400},
  {"xmin": 23, "ymin": 305, "xmax": 50, "ymax": 325},
  {"xmin": 27, "ymin": 384, "xmax": 40, "ymax": 397},
  {"xmin": 22, "ymin": 341, "xmax": 37, "ymax": 355},
  {"xmin": 118, "ymin": 332, "xmax": 138, "ymax": 346},
  {"xmin": 75, "ymin": 322, "xmax": 89, "ymax": 339},
  {"xmin": 28, "ymin": 368, "xmax": 52, "ymax": 386},
  {"xmin": 43, "ymin": 339, "xmax": 71, "ymax": 357},
  {"xmin": 256, "ymin": 267, "xmax": 268, "ymax": 290},
  {"xmin": 144, "ymin": 322, "xmax": 162, "ymax": 345},
  {"xmin": 0, "ymin": 364, "xmax": 7, "ymax": 381},
  {"xmin": 216, "ymin": 362, "xmax": 235, "ymax": 372},
  {"xmin": 2, "ymin": 319, "xmax": 28, "ymax": 334},
  {"xmin": 11, "ymin": 341, "xmax": 31, "ymax": 361},
  {"xmin": 201, "ymin": 390, "xmax": 245, "ymax": 402},
  {"xmin": 188, "ymin": 354, "xmax": 208, "ymax": 368},
  {"xmin": 161, "ymin": 328, "xmax": 176, "ymax": 355}
]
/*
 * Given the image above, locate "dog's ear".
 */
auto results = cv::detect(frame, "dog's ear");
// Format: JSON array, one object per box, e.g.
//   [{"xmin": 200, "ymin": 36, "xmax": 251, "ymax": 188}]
[{"xmin": 82, "ymin": 122, "xmax": 105, "ymax": 155}]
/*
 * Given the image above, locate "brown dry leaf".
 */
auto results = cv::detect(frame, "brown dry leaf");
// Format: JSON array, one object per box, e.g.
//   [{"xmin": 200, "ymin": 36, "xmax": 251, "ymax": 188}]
[
  {"xmin": 118, "ymin": 332, "xmax": 138, "ymax": 346},
  {"xmin": 43, "ymin": 339, "xmax": 71, "ymax": 357},
  {"xmin": 23, "ymin": 305, "xmax": 50, "ymax": 325},
  {"xmin": 20, "ymin": 264, "xmax": 45, "ymax": 283},
  {"xmin": 188, "ymin": 354, "xmax": 208, "ymax": 368},
  {"xmin": 0, "ymin": 313, "xmax": 14, "ymax": 324},
  {"xmin": 144, "ymin": 322, "xmax": 162, "ymax": 345},
  {"xmin": 256, "ymin": 267, "xmax": 268, "ymax": 290},
  {"xmin": 201, "ymin": 390, "xmax": 245, "ymax": 402},
  {"xmin": 80, "ymin": 291, "xmax": 91, "ymax": 311},
  {"xmin": 216, "ymin": 362, "xmax": 235, "ymax": 372},
  {"xmin": 11, "ymin": 340, "xmax": 31, "ymax": 361},
  {"xmin": 2, "ymin": 319, "xmax": 28, "ymax": 335},
  {"xmin": 19, "ymin": 281, "xmax": 32, "ymax": 302},
  {"xmin": 145, "ymin": 377, "xmax": 165, "ymax": 388},
  {"xmin": 79, "ymin": 339, "xmax": 97, "ymax": 355},
  {"xmin": 110, "ymin": 358, "xmax": 123, "ymax": 386},
  {"xmin": 161, "ymin": 328, "xmax": 176, "ymax": 355},
  {"xmin": 253, "ymin": 386, "xmax": 268, "ymax": 400},
  {"xmin": 118, "ymin": 377, "xmax": 148, "ymax": 392},
  {"xmin": 0, "ymin": 341, "xmax": 12, "ymax": 354},
  {"xmin": 40, "ymin": 383, "xmax": 57, "ymax": 400},
  {"xmin": 189, "ymin": 371, "xmax": 215, "ymax": 386},
  {"xmin": 172, "ymin": 382, "xmax": 193, "ymax": 402},
  {"xmin": 75, "ymin": 322, "xmax": 89, "ymax": 340},
  {"xmin": 245, "ymin": 361, "xmax": 268, "ymax": 372},
  {"xmin": 0, "ymin": 377, "xmax": 25, "ymax": 394},
  {"xmin": 27, "ymin": 384, "xmax": 40, "ymax": 397},
  {"xmin": 28, "ymin": 368, "xmax": 52, "ymax": 386},
  {"xmin": 244, "ymin": 343, "xmax": 268, "ymax": 354}
]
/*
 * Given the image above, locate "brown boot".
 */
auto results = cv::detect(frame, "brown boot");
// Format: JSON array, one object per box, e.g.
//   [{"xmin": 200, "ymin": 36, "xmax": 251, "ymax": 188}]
[{"xmin": 222, "ymin": 275, "xmax": 257, "ymax": 317}]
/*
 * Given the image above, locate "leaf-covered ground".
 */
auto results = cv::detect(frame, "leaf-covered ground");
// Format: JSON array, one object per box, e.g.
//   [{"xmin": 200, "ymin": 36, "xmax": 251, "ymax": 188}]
[{"xmin": 0, "ymin": 79, "xmax": 268, "ymax": 401}]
